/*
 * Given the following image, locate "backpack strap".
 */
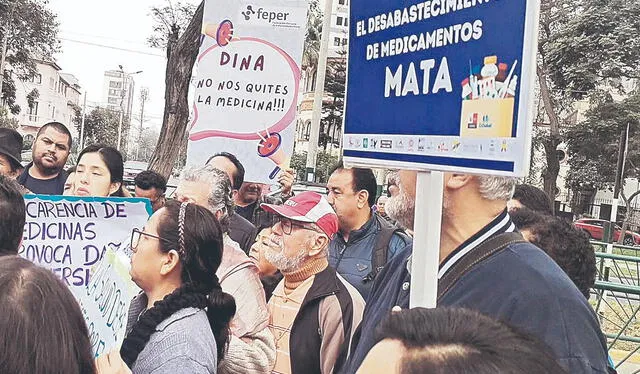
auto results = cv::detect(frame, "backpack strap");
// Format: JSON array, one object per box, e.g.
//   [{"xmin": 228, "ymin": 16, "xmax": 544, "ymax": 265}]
[
  {"xmin": 363, "ymin": 215, "xmax": 410, "ymax": 283},
  {"xmin": 437, "ymin": 232, "xmax": 525, "ymax": 302}
]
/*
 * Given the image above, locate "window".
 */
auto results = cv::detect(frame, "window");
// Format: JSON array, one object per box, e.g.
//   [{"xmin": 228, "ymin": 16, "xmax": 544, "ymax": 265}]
[
  {"xmin": 31, "ymin": 74, "xmax": 42, "ymax": 84},
  {"xmin": 51, "ymin": 106, "xmax": 56, "ymax": 118},
  {"xmin": 336, "ymin": 16, "xmax": 343, "ymax": 26},
  {"xmin": 108, "ymin": 97, "xmax": 119, "ymax": 104},
  {"xmin": 28, "ymin": 102, "xmax": 39, "ymax": 115},
  {"xmin": 342, "ymin": 38, "xmax": 348, "ymax": 46},
  {"xmin": 338, "ymin": 0, "xmax": 346, "ymax": 4},
  {"xmin": 49, "ymin": 77, "xmax": 55, "ymax": 89},
  {"xmin": 109, "ymin": 81, "xmax": 122, "ymax": 89},
  {"xmin": 109, "ymin": 89, "xmax": 118, "ymax": 96},
  {"xmin": 28, "ymin": 102, "xmax": 39, "ymax": 121},
  {"xmin": 334, "ymin": 37, "xmax": 341, "ymax": 46}
]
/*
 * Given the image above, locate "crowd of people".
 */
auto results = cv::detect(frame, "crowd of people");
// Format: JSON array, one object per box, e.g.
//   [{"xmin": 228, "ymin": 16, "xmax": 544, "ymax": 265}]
[{"xmin": 0, "ymin": 122, "xmax": 616, "ymax": 373}]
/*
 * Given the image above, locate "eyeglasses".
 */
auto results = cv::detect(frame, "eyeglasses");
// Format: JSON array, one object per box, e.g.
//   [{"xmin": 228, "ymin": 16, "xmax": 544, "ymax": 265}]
[
  {"xmin": 131, "ymin": 228, "xmax": 173, "ymax": 250},
  {"xmin": 273, "ymin": 217, "xmax": 321, "ymax": 235}
]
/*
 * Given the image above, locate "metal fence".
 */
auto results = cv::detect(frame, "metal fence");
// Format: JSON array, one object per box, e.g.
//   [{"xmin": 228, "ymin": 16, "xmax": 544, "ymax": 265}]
[{"xmin": 592, "ymin": 241, "xmax": 640, "ymax": 372}]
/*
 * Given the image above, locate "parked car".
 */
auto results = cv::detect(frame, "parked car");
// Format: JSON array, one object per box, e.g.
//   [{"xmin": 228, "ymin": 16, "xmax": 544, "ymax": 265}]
[
  {"xmin": 123, "ymin": 161, "xmax": 149, "ymax": 183},
  {"xmin": 573, "ymin": 218, "xmax": 640, "ymax": 246}
]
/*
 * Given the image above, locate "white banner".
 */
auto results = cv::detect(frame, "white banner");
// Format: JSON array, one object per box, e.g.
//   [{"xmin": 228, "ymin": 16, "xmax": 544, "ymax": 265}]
[
  {"xmin": 19, "ymin": 195, "xmax": 150, "ymax": 299},
  {"xmin": 187, "ymin": 0, "xmax": 309, "ymax": 183},
  {"xmin": 79, "ymin": 248, "xmax": 140, "ymax": 357}
]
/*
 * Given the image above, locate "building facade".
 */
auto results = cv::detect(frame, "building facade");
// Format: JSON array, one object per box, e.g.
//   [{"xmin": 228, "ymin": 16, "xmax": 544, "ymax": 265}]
[
  {"xmin": 102, "ymin": 70, "xmax": 136, "ymax": 120},
  {"xmin": 295, "ymin": 0, "xmax": 349, "ymax": 155},
  {"xmin": 9, "ymin": 60, "xmax": 82, "ymax": 142}
]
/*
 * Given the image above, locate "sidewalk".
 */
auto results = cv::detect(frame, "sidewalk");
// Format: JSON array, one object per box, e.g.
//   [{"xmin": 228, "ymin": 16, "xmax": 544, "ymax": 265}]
[{"xmin": 610, "ymin": 350, "xmax": 640, "ymax": 374}]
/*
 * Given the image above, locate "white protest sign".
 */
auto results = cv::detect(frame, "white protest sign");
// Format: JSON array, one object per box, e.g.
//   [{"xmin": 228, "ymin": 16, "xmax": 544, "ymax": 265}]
[
  {"xmin": 79, "ymin": 248, "xmax": 140, "ymax": 357},
  {"xmin": 187, "ymin": 0, "xmax": 308, "ymax": 183},
  {"xmin": 19, "ymin": 195, "xmax": 151, "ymax": 300}
]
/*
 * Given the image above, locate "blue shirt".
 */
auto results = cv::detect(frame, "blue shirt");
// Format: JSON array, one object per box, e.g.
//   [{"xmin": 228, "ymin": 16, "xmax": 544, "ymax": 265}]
[{"xmin": 329, "ymin": 213, "xmax": 411, "ymax": 300}]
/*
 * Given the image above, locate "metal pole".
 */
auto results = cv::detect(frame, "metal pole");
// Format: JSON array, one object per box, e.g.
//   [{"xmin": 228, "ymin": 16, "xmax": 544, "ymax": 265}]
[
  {"xmin": 605, "ymin": 128, "xmax": 629, "ymax": 281},
  {"xmin": 80, "ymin": 91, "xmax": 87, "ymax": 150},
  {"xmin": 306, "ymin": 0, "xmax": 334, "ymax": 182},
  {"xmin": 136, "ymin": 88, "xmax": 148, "ymax": 160},
  {"xmin": 0, "ymin": 1, "xmax": 17, "ymax": 104},
  {"xmin": 116, "ymin": 70, "xmax": 126, "ymax": 151}
]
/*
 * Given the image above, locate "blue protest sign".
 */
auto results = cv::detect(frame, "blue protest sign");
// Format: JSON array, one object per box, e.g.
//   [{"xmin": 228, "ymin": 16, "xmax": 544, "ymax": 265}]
[{"xmin": 343, "ymin": 0, "xmax": 540, "ymax": 176}]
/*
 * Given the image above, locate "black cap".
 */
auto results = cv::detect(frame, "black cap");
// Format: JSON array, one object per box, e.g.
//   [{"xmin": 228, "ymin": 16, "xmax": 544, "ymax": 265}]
[{"xmin": 0, "ymin": 128, "xmax": 24, "ymax": 168}]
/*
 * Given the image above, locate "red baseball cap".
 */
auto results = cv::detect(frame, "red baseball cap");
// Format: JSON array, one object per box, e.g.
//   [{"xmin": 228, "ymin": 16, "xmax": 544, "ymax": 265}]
[{"xmin": 261, "ymin": 191, "xmax": 338, "ymax": 238}]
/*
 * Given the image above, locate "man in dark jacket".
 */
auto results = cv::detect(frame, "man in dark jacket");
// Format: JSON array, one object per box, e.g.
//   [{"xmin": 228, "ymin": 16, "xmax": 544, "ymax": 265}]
[
  {"xmin": 260, "ymin": 191, "xmax": 364, "ymax": 374},
  {"xmin": 342, "ymin": 171, "xmax": 612, "ymax": 374},
  {"xmin": 327, "ymin": 166, "xmax": 410, "ymax": 300},
  {"xmin": 17, "ymin": 122, "xmax": 71, "ymax": 195}
]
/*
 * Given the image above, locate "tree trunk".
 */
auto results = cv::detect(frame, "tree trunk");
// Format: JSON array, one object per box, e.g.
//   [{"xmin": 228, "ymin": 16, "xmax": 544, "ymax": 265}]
[
  {"xmin": 149, "ymin": 1, "xmax": 204, "ymax": 179},
  {"xmin": 537, "ymin": 64, "xmax": 562, "ymax": 212}
]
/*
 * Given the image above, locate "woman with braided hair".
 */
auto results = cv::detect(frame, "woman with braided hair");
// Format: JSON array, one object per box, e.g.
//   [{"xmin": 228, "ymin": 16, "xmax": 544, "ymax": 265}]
[{"xmin": 97, "ymin": 200, "xmax": 236, "ymax": 373}]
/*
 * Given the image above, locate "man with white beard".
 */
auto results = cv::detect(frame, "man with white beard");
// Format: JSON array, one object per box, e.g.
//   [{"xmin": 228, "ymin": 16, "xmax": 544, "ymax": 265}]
[
  {"xmin": 257, "ymin": 191, "xmax": 365, "ymax": 374},
  {"xmin": 342, "ymin": 170, "xmax": 611, "ymax": 374},
  {"xmin": 384, "ymin": 170, "xmax": 416, "ymax": 235}
]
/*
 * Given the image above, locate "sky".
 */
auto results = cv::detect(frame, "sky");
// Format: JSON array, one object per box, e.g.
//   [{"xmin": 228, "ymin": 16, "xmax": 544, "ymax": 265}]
[{"xmin": 48, "ymin": 0, "xmax": 201, "ymax": 129}]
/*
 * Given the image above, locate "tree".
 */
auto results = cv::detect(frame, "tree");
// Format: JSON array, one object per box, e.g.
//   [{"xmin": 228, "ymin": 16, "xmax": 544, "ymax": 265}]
[
  {"xmin": 319, "ymin": 52, "xmax": 346, "ymax": 151},
  {"xmin": 76, "ymin": 107, "xmax": 130, "ymax": 149},
  {"xmin": 137, "ymin": 127, "xmax": 161, "ymax": 161},
  {"xmin": 535, "ymin": 0, "xmax": 640, "ymax": 207},
  {"xmin": 302, "ymin": 0, "xmax": 322, "ymax": 72},
  {"xmin": 0, "ymin": 106, "xmax": 18, "ymax": 129},
  {"xmin": 291, "ymin": 151, "xmax": 339, "ymax": 183},
  {"xmin": 565, "ymin": 90, "xmax": 640, "ymax": 218},
  {"xmin": 0, "ymin": 0, "xmax": 59, "ymax": 112},
  {"xmin": 147, "ymin": 0, "xmax": 203, "ymax": 178},
  {"xmin": 147, "ymin": 1, "xmax": 197, "ymax": 53}
]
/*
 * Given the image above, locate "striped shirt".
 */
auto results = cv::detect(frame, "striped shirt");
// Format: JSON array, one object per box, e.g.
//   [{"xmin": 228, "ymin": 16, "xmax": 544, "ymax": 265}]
[
  {"xmin": 406, "ymin": 210, "xmax": 516, "ymax": 278},
  {"xmin": 438, "ymin": 209, "xmax": 516, "ymax": 278},
  {"xmin": 267, "ymin": 276, "xmax": 315, "ymax": 374}
]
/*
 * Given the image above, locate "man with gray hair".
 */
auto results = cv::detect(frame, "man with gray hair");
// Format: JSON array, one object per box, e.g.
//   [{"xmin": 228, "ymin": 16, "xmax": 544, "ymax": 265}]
[
  {"xmin": 342, "ymin": 171, "xmax": 611, "ymax": 374},
  {"xmin": 174, "ymin": 165, "xmax": 275, "ymax": 373}
]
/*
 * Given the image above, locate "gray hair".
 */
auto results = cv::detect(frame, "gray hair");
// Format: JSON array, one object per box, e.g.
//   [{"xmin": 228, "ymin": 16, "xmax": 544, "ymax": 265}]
[
  {"xmin": 477, "ymin": 175, "xmax": 517, "ymax": 201},
  {"xmin": 179, "ymin": 165, "xmax": 235, "ymax": 232}
]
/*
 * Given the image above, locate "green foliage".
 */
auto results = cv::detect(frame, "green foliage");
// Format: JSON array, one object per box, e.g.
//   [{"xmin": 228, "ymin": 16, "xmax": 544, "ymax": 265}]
[
  {"xmin": 544, "ymin": 0, "xmax": 640, "ymax": 100},
  {"xmin": 76, "ymin": 107, "xmax": 130, "ymax": 149},
  {"xmin": 566, "ymin": 90, "xmax": 640, "ymax": 191},
  {"xmin": 147, "ymin": 0, "xmax": 197, "ymax": 50},
  {"xmin": 319, "ymin": 54, "xmax": 346, "ymax": 150},
  {"xmin": 0, "ymin": 106, "xmax": 18, "ymax": 129},
  {"xmin": 0, "ymin": 0, "xmax": 59, "ymax": 109},
  {"xmin": 302, "ymin": 0, "xmax": 322, "ymax": 70},
  {"xmin": 291, "ymin": 151, "xmax": 339, "ymax": 183}
]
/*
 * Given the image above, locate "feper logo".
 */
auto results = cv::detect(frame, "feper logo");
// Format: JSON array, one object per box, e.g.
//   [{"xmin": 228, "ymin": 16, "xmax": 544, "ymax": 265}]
[
  {"xmin": 241, "ymin": 4, "xmax": 291, "ymax": 23},
  {"xmin": 241, "ymin": 5, "xmax": 256, "ymax": 20}
]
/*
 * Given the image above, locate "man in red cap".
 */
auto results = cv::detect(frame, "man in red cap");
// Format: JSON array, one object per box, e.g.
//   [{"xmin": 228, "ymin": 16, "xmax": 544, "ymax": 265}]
[{"xmin": 259, "ymin": 191, "xmax": 365, "ymax": 374}]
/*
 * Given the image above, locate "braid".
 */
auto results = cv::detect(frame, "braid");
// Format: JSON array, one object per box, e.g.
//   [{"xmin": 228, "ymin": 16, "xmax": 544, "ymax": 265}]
[
  {"xmin": 205, "ymin": 276, "xmax": 236, "ymax": 361},
  {"xmin": 120, "ymin": 283, "xmax": 207, "ymax": 367},
  {"xmin": 178, "ymin": 202, "xmax": 187, "ymax": 256}
]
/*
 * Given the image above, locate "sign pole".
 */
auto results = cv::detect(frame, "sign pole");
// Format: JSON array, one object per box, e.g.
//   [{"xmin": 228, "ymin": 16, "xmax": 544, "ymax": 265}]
[{"xmin": 410, "ymin": 170, "xmax": 443, "ymax": 308}]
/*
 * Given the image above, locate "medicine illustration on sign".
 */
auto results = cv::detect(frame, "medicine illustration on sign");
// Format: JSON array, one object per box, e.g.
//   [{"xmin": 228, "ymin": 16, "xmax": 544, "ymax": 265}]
[
  {"xmin": 257, "ymin": 130, "xmax": 289, "ymax": 179},
  {"xmin": 202, "ymin": 19, "xmax": 237, "ymax": 47},
  {"xmin": 460, "ymin": 56, "xmax": 519, "ymax": 138}
]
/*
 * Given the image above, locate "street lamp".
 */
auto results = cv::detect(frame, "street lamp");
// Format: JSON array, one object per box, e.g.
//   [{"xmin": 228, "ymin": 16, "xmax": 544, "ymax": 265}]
[{"xmin": 116, "ymin": 66, "xmax": 142, "ymax": 152}]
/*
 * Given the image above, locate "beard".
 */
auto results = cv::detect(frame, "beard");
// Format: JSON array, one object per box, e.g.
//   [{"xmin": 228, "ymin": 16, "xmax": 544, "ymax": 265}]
[
  {"xmin": 263, "ymin": 244, "xmax": 308, "ymax": 273},
  {"xmin": 386, "ymin": 189, "xmax": 415, "ymax": 230},
  {"xmin": 34, "ymin": 152, "xmax": 63, "ymax": 175}
]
